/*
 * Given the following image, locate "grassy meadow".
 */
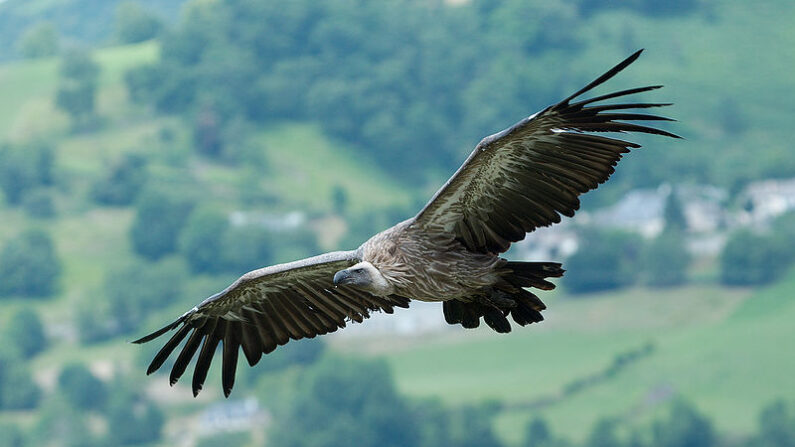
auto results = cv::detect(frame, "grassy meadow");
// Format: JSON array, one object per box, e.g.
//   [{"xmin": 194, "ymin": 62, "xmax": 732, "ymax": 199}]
[{"xmin": 359, "ymin": 272, "xmax": 795, "ymax": 444}]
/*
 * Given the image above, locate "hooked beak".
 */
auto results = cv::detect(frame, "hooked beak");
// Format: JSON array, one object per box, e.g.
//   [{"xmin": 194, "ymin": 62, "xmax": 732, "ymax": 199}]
[{"xmin": 333, "ymin": 270, "xmax": 352, "ymax": 286}]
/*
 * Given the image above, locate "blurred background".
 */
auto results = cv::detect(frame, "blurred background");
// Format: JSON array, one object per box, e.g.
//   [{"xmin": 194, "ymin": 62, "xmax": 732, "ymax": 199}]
[{"xmin": 0, "ymin": 0, "xmax": 793, "ymax": 446}]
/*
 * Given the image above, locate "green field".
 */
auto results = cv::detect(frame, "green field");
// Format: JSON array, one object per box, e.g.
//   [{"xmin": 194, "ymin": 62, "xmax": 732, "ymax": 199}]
[{"xmin": 339, "ymin": 272, "xmax": 795, "ymax": 444}]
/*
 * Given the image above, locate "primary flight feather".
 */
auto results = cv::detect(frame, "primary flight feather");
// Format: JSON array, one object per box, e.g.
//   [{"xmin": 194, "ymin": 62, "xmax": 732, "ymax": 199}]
[{"xmin": 134, "ymin": 49, "xmax": 679, "ymax": 397}]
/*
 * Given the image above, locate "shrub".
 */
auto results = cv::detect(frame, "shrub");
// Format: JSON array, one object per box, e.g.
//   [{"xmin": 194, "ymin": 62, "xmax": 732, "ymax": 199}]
[
  {"xmin": 104, "ymin": 387, "xmax": 164, "ymax": 445},
  {"xmin": 17, "ymin": 22, "xmax": 59, "ymax": 59},
  {"xmin": 0, "ymin": 229, "xmax": 61, "ymax": 298},
  {"xmin": 179, "ymin": 207, "xmax": 228, "ymax": 273},
  {"xmin": 643, "ymin": 231, "xmax": 691, "ymax": 287},
  {"xmin": 720, "ymin": 230, "xmax": 790, "ymax": 286},
  {"xmin": 0, "ymin": 421, "xmax": 25, "ymax": 447},
  {"xmin": 103, "ymin": 258, "xmax": 187, "ymax": 335},
  {"xmin": 221, "ymin": 225, "xmax": 274, "ymax": 273},
  {"xmin": 269, "ymin": 356, "xmax": 419, "ymax": 447},
  {"xmin": 115, "ymin": 1, "xmax": 163, "ymax": 44},
  {"xmin": 652, "ymin": 400, "xmax": 716, "ymax": 447},
  {"xmin": 22, "ymin": 189, "xmax": 56, "ymax": 218},
  {"xmin": 0, "ymin": 141, "xmax": 54, "ymax": 205},
  {"xmin": 5, "ymin": 308, "xmax": 47, "ymax": 358},
  {"xmin": 0, "ymin": 348, "xmax": 41, "ymax": 410},
  {"xmin": 130, "ymin": 189, "xmax": 194, "ymax": 260},
  {"xmin": 58, "ymin": 363, "xmax": 107, "ymax": 410},
  {"xmin": 564, "ymin": 229, "xmax": 643, "ymax": 294},
  {"xmin": 90, "ymin": 153, "xmax": 148, "ymax": 206},
  {"xmin": 55, "ymin": 49, "xmax": 100, "ymax": 126}
]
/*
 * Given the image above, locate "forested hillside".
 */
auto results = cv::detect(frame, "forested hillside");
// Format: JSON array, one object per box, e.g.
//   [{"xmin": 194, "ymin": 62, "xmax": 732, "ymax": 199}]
[
  {"xmin": 0, "ymin": 0, "xmax": 185, "ymax": 61},
  {"xmin": 124, "ymin": 0, "xmax": 795, "ymax": 200},
  {"xmin": 1, "ymin": 1, "xmax": 794, "ymax": 446}
]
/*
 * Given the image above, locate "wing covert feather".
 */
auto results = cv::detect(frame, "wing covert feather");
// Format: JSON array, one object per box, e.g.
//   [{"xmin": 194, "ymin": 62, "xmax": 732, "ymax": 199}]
[
  {"xmin": 414, "ymin": 50, "xmax": 680, "ymax": 254},
  {"xmin": 133, "ymin": 250, "xmax": 410, "ymax": 397}
]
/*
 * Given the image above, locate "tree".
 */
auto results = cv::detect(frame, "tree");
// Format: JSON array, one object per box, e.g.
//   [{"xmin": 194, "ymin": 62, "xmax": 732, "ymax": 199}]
[
  {"xmin": 0, "ymin": 229, "xmax": 61, "ymax": 298},
  {"xmin": 269, "ymin": 356, "xmax": 420, "ymax": 447},
  {"xmin": 246, "ymin": 339, "xmax": 326, "ymax": 384},
  {"xmin": 652, "ymin": 400, "xmax": 716, "ymax": 447},
  {"xmin": 410, "ymin": 399, "xmax": 454, "ymax": 447},
  {"xmin": 770, "ymin": 212, "xmax": 795, "ymax": 267},
  {"xmin": 331, "ymin": 184, "xmax": 349, "ymax": 214},
  {"xmin": 32, "ymin": 395, "xmax": 97, "ymax": 447},
  {"xmin": 523, "ymin": 417, "xmax": 570, "ymax": 447},
  {"xmin": 221, "ymin": 225, "xmax": 274, "ymax": 273},
  {"xmin": 58, "ymin": 363, "xmax": 107, "ymax": 410},
  {"xmin": 720, "ymin": 230, "xmax": 789, "ymax": 286},
  {"xmin": 90, "ymin": 153, "xmax": 148, "ymax": 206},
  {"xmin": 102, "ymin": 258, "xmax": 187, "ymax": 335},
  {"xmin": 5, "ymin": 308, "xmax": 47, "ymax": 358},
  {"xmin": 449, "ymin": 403, "xmax": 504, "ymax": 447},
  {"xmin": 411, "ymin": 399, "xmax": 505, "ymax": 447},
  {"xmin": 268, "ymin": 226, "xmax": 321, "ymax": 264},
  {"xmin": 755, "ymin": 400, "xmax": 795, "ymax": 447},
  {"xmin": 115, "ymin": 1, "xmax": 163, "ymax": 44},
  {"xmin": 564, "ymin": 229, "xmax": 643, "ymax": 294},
  {"xmin": 22, "ymin": 189, "xmax": 56, "ymax": 218},
  {"xmin": 55, "ymin": 49, "xmax": 100, "ymax": 126},
  {"xmin": 587, "ymin": 418, "xmax": 623, "ymax": 447},
  {"xmin": 0, "ymin": 141, "xmax": 54, "ymax": 205},
  {"xmin": 130, "ymin": 189, "xmax": 194, "ymax": 260},
  {"xmin": 79, "ymin": 258, "xmax": 185, "ymax": 344},
  {"xmin": 124, "ymin": 64, "xmax": 161, "ymax": 104},
  {"xmin": 0, "ymin": 422, "xmax": 25, "ymax": 447},
  {"xmin": 179, "ymin": 207, "xmax": 229, "ymax": 273},
  {"xmin": 0, "ymin": 347, "xmax": 41, "ymax": 410},
  {"xmin": 643, "ymin": 231, "xmax": 691, "ymax": 287},
  {"xmin": 663, "ymin": 189, "xmax": 688, "ymax": 232},
  {"xmin": 193, "ymin": 105, "xmax": 224, "ymax": 158},
  {"xmin": 104, "ymin": 386, "xmax": 164, "ymax": 445},
  {"xmin": 17, "ymin": 22, "xmax": 59, "ymax": 59}
]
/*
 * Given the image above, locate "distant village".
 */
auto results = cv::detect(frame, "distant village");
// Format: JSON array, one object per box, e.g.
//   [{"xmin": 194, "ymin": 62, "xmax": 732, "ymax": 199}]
[
  {"xmin": 333, "ymin": 177, "xmax": 795, "ymax": 339},
  {"xmin": 223, "ymin": 177, "xmax": 795, "ymax": 343}
]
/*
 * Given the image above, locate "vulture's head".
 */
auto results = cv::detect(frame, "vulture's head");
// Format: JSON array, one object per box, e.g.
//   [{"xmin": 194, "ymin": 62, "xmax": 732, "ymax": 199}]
[{"xmin": 333, "ymin": 261, "xmax": 393, "ymax": 296}]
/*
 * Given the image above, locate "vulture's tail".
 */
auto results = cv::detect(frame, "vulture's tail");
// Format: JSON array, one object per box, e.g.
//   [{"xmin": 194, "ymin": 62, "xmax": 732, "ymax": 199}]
[{"xmin": 442, "ymin": 261, "xmax": 564, "ymax": 333}]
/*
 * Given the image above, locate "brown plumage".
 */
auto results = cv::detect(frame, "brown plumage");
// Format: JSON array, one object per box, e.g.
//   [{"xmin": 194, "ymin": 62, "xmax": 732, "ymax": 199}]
[{"xmin": 133, "ymin": 49, "xmax": 678, "ymax": 397}]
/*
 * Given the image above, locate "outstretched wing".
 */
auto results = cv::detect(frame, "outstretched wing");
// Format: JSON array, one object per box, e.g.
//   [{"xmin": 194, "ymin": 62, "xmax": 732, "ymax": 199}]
[
  {"xmin": 413, "ymin": 50, "xmax": 679, "ymax": 254},
  {"xmin": 132, "ymin": 250, "xmax": 409, "ymax": 397}
]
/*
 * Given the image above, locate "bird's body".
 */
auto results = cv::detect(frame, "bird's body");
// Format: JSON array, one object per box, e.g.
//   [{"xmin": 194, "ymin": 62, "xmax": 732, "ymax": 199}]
[
  {"xmin": 134, "ymin": 50, "xmax": 679, "ymax": 397},
  {"xmin": 359, "ymin": 219, "xmax": 502, "ymax": 301}
]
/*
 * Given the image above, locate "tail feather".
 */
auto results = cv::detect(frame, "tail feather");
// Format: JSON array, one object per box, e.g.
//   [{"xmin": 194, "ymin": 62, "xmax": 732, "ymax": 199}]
[
  {"xmin": 504, "ymin": 261, "xmax": 564, "ymax": 290},
  {"xmin": 443, "ymin": 299, "xmax": 464, "ymax": 325},
  {"xmin": 443, "ymin": 260, "xmax": 563, "ymax": 333}
]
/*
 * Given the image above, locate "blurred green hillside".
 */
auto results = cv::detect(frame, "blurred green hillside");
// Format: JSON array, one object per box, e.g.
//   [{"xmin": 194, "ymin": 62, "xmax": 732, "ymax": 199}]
[
  {"xmin": 370, "ymin": 274, "xmax": 795, "ymax": 443},
  {"xmin": 1, "ymin": 1, "xmax": 794, "ymax": 447}
]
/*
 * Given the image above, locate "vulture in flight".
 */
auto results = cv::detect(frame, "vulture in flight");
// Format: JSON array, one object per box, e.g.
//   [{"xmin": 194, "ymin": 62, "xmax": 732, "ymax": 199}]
[{"xmin": 134, "ymin": 50, "xmax": 678, "ymax": 397}]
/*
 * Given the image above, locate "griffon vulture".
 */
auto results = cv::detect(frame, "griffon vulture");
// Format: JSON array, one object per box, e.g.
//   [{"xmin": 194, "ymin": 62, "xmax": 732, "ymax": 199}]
[{"xmin": 134, "ymin": 50, "xmax": 678, "ymax": 396}]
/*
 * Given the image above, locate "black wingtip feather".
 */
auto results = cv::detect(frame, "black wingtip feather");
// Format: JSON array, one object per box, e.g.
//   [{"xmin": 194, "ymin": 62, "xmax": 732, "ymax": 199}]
[
  {"xmin": 560, "ymin": 49, "xmax": 644, "ymax": 105},
  {"xmin": 146, "ymin": 323, "xmax": 191, "ymax": 375},
  {"xmin": 566, "ymin": 85, "xmax": 664, "ymax": 111},
  {"xmin": 222, "ymin": 336, "xmax": 239, "ymax": 398},
  {"xmin": 131, "ymin": 319, "xmax": 181, "ymax": 344},
  {"xmin": 170, "ymin": 329, "xmax": 203, "ymax": 386},
  {"xmin": 192, "ymin": 319, "xmax": 223, "ymax": 397}
]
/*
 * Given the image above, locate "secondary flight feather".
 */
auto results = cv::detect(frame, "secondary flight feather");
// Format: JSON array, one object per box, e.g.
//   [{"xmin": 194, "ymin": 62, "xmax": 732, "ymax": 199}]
[{"xmin": 134, "ymin": 49, "xmax": 679, "ymax": 397}]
